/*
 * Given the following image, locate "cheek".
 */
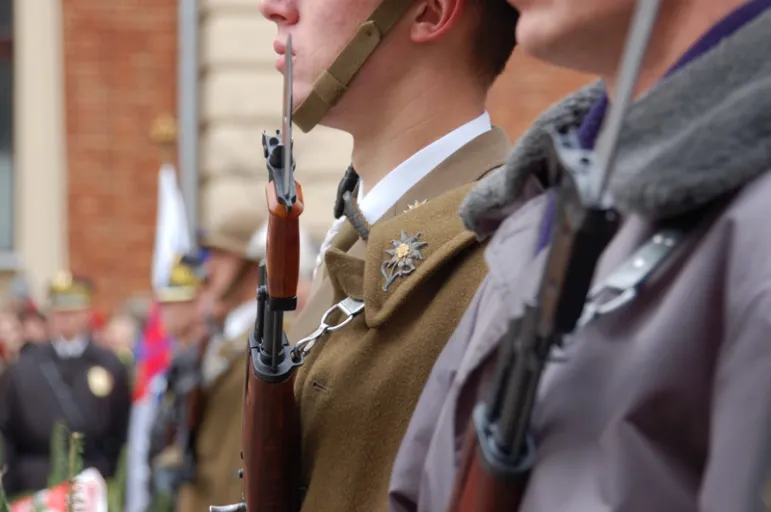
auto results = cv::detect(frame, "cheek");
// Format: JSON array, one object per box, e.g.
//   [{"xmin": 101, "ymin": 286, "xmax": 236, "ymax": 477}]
[{"xmin": 293, "ymin": 2, "xmax": 377, "ymax": 85}]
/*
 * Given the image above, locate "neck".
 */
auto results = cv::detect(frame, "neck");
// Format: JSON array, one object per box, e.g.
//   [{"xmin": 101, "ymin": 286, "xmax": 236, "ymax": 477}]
[
  {"xmin": 346, "ymin": 67, "xmax": 486, "ymax": 190},
  {"xmin": 602, "ymin": 0, "xmax": 748, "ymax": 99}
]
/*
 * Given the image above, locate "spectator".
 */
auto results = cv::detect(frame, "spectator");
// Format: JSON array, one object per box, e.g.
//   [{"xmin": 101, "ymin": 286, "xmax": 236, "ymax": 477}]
[
  {"xmin": 0, "ymin": 307, "xmax": 22, "ymax": 371},
  {"xmin": 19, "ymin": 306, "xmax": 49, "ymax": 349},
  {"xmin": 104, "ymin": 313, "xmax": 138, "ymax": 366}
]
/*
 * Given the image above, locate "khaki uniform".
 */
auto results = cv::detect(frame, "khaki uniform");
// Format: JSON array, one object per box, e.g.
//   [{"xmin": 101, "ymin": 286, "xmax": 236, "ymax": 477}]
[
  {"xmin": 177, "ymin": 348, "xmax": 246, "ymax": 512},
  {"xmin": 288, "ymin": 128, "xmax": 521, "ymax": 512},
  {"xmin": 176, "ymin": 209, "xmax": 266, "ymax": 512}
]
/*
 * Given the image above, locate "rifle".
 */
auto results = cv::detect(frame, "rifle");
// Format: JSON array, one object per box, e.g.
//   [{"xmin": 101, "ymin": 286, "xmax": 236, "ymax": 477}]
[
  {"xmin": 210, "ymin": 35, "xmax": 304, "ymax": 512},
  {"xmin": 448, "ymin": 1, "xmax": 661, "ymax": 510}
]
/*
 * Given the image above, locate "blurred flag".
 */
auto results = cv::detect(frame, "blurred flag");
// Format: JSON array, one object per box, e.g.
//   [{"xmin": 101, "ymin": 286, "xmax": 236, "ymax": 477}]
[
  {"xmin": 131, "ymin": 303, "xmax": 171, "ymax": 402},
  {"xmin": 126, "ymin": 160, "xmax": 190, "ymax": 512},
  {"xmin": 152, "ymin": 162, "xmax": 192, "ymax": 290}
]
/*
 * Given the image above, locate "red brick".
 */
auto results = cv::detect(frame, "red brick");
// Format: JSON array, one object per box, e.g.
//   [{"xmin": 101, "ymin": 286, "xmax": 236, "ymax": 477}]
[
  {"xmin": 63, "ymin": 0, "xmax": 177, "ymax": 313},
  {"xmin": 489, "ymin": 52, "xmax": 595, "ymax": 140}
]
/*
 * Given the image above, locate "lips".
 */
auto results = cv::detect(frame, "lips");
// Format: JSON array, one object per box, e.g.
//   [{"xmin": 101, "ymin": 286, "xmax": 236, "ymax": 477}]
[
  {"xmin": 273, "ymin": 37, "xmax": 296, "ymax": 73},
  {"xmin": 273, "ymin": 38, "xmax": 296, "ymax": 57}
]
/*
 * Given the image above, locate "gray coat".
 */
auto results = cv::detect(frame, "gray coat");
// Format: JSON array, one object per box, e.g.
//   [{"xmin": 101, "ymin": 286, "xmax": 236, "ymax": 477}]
[{"xmin": 389, "ymin": 10, "xmax": 771, "ymax": 512}]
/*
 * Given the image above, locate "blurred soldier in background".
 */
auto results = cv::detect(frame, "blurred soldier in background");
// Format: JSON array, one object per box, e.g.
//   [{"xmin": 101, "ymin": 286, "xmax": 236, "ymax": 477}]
[
  {"xmin": 0, "ymin": 271, "xmax": 132, "ymax": 496},
  {"xmin": 176, "ymin": 209, "xmax": 316, "ymax": 511},
  {"xmin": 148, "ymin": 253, "xmax": 208, "ymax": 510}
]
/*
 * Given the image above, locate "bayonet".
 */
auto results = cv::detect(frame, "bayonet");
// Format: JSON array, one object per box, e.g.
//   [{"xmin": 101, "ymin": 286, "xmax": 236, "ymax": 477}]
[
  {"xmin": 265, "ymin": 35, "xmax": 297, "ymax": 212},
  {"xmin": 282, "ymin": 36, "xmax": 294, "ymax": 207}
]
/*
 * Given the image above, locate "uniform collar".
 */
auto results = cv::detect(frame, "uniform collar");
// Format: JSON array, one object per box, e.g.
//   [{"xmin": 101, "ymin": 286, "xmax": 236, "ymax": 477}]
[
  {"xmin": 52, "ymin": 335, "xmax": 89, "ymax": 359},
  {"xmin": 578, "ymin": 0, "xmax": 771, "ymax": 151},
  {"xmin": 356, "ymin": 111, "xmax": 493, "ymax": 223},
  {"xmin": 462, "ymin": 9, "xmax": 771, "ymax": 232}
]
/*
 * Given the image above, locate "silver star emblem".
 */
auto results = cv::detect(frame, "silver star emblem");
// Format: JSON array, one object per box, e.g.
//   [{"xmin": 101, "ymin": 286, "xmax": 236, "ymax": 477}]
[{"xmin": 381, "ymin": 232, "xmax": 429, "ymax": 292}]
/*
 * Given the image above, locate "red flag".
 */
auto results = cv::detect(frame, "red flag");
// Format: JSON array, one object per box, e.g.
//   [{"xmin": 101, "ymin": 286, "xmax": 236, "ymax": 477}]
[{"xmin": 132, "ymin": 301, "xmax": 171, "ymax": 401}]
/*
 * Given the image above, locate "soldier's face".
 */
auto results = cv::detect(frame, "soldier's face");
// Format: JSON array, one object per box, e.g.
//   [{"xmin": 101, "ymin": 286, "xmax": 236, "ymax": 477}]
[
  {"xmin": 508, "ymin": 0, "xmax": 637, "ymax": 73},
  {"xmin": 199, "ymin": 249, "xmax": 244, "ymax": 324},
  {"xmin": 259, "ymin": 0, "xmax": 390, "ymax": 118},
  {"xmin": 51, "ymin": 309, "xmax": 90, "ymax": 340}
]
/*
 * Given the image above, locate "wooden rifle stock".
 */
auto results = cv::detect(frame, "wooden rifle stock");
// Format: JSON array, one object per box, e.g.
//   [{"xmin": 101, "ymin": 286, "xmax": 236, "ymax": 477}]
[
  {"xmin": 449, "ymin": 423, "xmax": 523, "ymax": 512},
  {"xmin": 265, "ymin": 182, "xmax": 305, "ymax": 300},
  {"xmin": 242, "ymin": 353, "xmax": 301, "ymax": 511}
]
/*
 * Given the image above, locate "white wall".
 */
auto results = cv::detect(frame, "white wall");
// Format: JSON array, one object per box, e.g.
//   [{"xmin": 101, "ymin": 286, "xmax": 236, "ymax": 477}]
[{"xmin": 0, "ymin": 0, "xmax": 68, "ymax": 300}]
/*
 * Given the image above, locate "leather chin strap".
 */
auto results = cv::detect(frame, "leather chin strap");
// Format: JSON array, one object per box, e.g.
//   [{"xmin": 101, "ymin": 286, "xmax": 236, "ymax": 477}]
[{"xmin": 292, "ymin": 0, "xmax": 415, "ymax": 133}]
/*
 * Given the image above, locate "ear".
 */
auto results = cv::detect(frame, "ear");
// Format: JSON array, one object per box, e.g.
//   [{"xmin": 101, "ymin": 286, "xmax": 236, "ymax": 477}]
[{"xmin": 410, "ymin": 0, "xmax": 467, "ymax": 43}]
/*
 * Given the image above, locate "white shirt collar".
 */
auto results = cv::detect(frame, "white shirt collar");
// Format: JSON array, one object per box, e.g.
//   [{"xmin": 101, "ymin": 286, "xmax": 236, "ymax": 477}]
[
  {"xmin": 313, "ymin": 111, "xmax": 492, "ymax": 280},
  {"xmin": 356, "ymin": 111, "xmax": 492, "ymax": 223},
  {"xmin": 52, "ymin": 336, "xmax": 89, "ymax": 359}
]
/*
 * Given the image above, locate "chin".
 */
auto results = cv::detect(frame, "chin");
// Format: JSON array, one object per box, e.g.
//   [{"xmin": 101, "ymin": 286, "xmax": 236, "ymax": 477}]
[
  {"xmin": 516, "ymin": 13, "xmax": 564, "ymax": 62},
  {"xmin": 516, "ymin": 16, "xmax": 596, "ymax": 73},
  {"xmin": 291, "ymin": 82, "xmax": 311, "ymax": 109}
]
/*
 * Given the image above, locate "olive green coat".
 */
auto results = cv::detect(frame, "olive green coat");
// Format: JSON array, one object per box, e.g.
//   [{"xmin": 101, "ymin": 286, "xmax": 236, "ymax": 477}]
[
  {"xmin": 177, "ymin": 351, "xmax": 246, "ymax": 512},
  {"xmin": 288, "ymin": 128, "xmax": 511, "ymax": 512}
]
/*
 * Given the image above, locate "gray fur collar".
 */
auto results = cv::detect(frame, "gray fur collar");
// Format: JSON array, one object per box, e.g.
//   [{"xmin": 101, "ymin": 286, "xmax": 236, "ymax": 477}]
[{"xmin": 463, "ymin": 9, "xmax": 771, "ymax": 237}]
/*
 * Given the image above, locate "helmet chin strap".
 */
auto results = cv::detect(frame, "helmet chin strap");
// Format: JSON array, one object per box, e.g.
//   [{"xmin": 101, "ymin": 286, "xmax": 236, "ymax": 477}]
[{"xmin": 292, "ymin": 0, "xmax": 416, "ymax": 133}]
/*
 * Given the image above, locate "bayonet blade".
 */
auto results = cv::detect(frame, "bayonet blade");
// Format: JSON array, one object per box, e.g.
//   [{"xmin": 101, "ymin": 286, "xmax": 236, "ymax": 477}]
[
  {"xmin": 590, "ymin": 0, "xmax": 661, "ymax": 204},
  {"xmin": 282, "ymin": 35, "xmax": 293, "ymax": 200}
]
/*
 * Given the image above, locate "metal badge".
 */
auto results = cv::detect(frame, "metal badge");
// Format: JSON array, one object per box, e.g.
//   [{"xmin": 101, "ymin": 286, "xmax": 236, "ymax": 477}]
[
  {"xmin": 87, "ymin": 365, "xmax": 114, "ymax": 397},
  {"xmin": 381, "ymin": 231, "xmax": 429, "ymax": 292},
  {"xmin": 404, "ymin": 199, "xmax": 427, "ymax": 213}
]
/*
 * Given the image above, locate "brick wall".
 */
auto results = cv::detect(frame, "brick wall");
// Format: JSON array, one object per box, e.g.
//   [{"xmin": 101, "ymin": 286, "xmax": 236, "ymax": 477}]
[
  {"xmin": 489, "ymin": 53, "xmax": 595, "ymax": 140},
  {"xmin": 62, "ymin": 0, "xmax": 177, "ymax": 313}
]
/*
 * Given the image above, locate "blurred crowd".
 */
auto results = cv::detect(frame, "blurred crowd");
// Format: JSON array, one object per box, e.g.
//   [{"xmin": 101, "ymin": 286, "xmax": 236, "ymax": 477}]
[
  {"xmin": 0, "ymin": 281, "xmax": 141, "ymax": 374},
  {"xmin": 0, "ymin": 209, "xmax": 319, "ymax": 510}
]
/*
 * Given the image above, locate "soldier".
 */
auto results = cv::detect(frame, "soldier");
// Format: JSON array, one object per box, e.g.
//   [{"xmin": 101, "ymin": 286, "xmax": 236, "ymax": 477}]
[
  {"xmin": 257, "ymin": 0, "xmax": 523, "ymax": 510},
  {"xmin": 0, "ymin": 271, "xmax": 131, "ymax": 496},
  {"xmin": 177, "ymin": 211, "xmax": 315, "ymax": 511},
  {"xmin": 390, "ymin": 0, "xmax": 771, "ymax": 511},
  {"xmin": 148, "ymin": 253, "xmax": 207, "ymax": 509}
]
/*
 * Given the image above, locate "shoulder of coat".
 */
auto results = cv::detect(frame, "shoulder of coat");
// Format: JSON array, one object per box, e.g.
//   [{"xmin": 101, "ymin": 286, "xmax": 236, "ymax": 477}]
[{"xmin": 327, "ymin": 184, "xmax": 482, "ymax": 327}]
